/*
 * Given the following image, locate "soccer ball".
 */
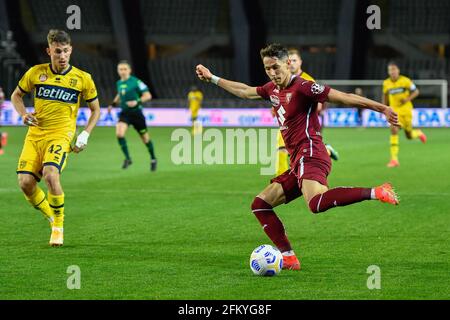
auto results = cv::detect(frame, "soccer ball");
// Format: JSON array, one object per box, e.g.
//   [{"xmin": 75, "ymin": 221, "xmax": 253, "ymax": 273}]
[{"xmin": 249, "ymin": 244, "xmax": 283, "ymax": 276}]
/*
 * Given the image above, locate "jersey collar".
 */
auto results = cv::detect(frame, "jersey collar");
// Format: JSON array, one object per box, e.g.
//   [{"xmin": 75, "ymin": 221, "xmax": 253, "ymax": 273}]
[{"xmin": 49, "ymin": 63, "xmax": 72, "ymax": 76}]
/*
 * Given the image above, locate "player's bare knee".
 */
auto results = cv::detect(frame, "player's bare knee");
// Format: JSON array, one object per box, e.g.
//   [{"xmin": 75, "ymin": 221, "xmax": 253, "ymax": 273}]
[
  {"xmin": 42, "ymin": 170, "xmax": 60, "ymax": 190},
  {"xmin": 18, "ymin": 175, "xmax": 35, "ymax": 195}
]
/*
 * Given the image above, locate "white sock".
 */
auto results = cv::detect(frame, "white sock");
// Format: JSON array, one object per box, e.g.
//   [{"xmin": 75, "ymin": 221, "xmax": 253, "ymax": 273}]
[{"xmin": 282, "ymin": 250, "xmax": 295, "ymax": 257}]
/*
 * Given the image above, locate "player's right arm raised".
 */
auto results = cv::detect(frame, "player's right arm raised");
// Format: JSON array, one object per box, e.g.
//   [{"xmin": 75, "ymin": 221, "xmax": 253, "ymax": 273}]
[{"xmin": 196, "ymin": 64, "xmax": 261, "ymax": 100}]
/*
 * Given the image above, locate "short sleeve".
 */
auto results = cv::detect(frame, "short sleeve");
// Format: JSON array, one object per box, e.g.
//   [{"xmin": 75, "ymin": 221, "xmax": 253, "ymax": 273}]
[
  {"xmin": 382, "ymin": 81, "xmax": 388, "ymax": 94},
  {"xmin": 297, "ymin": 80, "xmax": 330, "ymax": 103},
  {"xmin": 18, "ymin": 67, "xmax": 36, "ymax": 94},
  {"xmin": 137, "ymin": 79, "xmax": 149, "ymax": 94},
  {"xmin": 82, "ymin": 74, "xmax": 98, "ymax": 102},
  {"xmin": 256, "ymin": 82, "xmax": 273, "ymax": 100},
  {"xmin": 407, "ymin": 79, "xmax": 417, "ymax": 92}
]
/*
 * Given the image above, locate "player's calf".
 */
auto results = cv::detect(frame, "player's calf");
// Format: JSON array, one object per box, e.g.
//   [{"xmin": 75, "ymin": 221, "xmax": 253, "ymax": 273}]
[{"xmin": 308, "ymin": 185, "xmax": 398, "ymax": 214}]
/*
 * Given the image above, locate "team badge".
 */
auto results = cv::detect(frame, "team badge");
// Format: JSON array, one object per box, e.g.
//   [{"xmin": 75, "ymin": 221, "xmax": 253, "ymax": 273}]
[
  {"xmin": 270, "ymin": 95, "xmax": 280, "ymax": 107},
  {"xmin": 311, "ymin": 83, "xmax": 325, "ymax": 95},
  {"xmin": 39, "ymin": 74, "xmax": 48, "ymax": 82},
  {"xmin": 70, "ymin": 78, "xmax": 78, "ymax": 87},
  {"xmin": 19, "ymin": 160, "xmax": 27, "ymax": 169},
  {"xmin": 286, "ymin": 93, "xmax": 292, "ymax": 104}
]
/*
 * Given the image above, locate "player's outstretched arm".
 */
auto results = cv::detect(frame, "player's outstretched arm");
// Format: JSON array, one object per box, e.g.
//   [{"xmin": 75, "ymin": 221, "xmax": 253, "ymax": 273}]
[
  {"xmin": 327, "ymin": 88, "xmax": 399, "ymax": 127},
  {"xmin": 11, "ymin": 87, "xmax": 38, "ymax": 126},
  {"xmin": 196, "ymin": 64, "xmax": 261, "ymax": 100},
  {"xmin": 73, "ymin": 98, "xmax": 100, "ymax": 153}
]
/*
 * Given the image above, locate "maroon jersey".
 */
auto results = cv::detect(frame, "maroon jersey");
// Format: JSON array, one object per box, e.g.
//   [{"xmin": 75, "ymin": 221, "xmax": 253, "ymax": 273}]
[{"xmin": 257, "ymin": 75, "xmax": 331, "ymax": 169}]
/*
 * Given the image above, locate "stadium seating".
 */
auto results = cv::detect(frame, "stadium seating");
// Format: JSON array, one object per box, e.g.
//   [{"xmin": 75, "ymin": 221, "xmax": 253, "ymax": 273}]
[
  {"xmin": 387, "ymin": 0, "xmax": 450, "ymax": 34},
  {"xmin": 148, "ymin": 58, "xmax": 234, "ymax": 99},
  {"xmin": 27, "ymin": 0, "xmax": 112, "ymax": 33},
  {"xmin": 259, "ymin": 0, "xmax": 341, "ymax": 36},
  {"xmin": 140, "ymin": 0, "xmax": 222, "ymax": 39}
]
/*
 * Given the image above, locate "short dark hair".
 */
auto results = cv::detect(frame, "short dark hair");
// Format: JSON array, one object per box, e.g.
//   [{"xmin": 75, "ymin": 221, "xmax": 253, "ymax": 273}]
[
  {"xmin": 47, "ymin": 29, "xmax": 71, "ymax": 45},
  {"xmin": 260, "ymin": 43, "xmax": 289, "ymax": 61},
  {"xmin": 288, "ymin": 48, "xmax": 301, "ymax": 59},
  {"xmin": 387, "ymin": 61, "xmax": 399, "ymax": 68},
  {"xmin": 118, "ymin": 60, "xmax": 131, "ymax": 68}
]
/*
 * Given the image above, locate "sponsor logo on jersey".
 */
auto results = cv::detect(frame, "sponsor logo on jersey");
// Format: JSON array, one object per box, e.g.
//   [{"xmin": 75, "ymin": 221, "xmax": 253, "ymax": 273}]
[
  {"xmin": 388, "ymin": 87, "xmax": 406, "ymax": 95},
  {"xmin": 270, "ymin": 95, "xmax": 280, "ymax": 107},
  {"xmin": 311, "ymin": 83, "xmax": 325, "ymax": 95},
  {"xmin": 35, "ymin": 85, "xmax": 80, "ymax": 104}
]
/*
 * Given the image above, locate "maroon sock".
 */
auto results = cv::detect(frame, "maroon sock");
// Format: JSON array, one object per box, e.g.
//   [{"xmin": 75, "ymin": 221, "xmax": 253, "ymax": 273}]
[
  {"xmin": 309, "ymin": 187, "xmax": 372, "ymax": 214},
  {"xmin": 251, "ymin": 197, "xmax": 292, "ymax": 253}
]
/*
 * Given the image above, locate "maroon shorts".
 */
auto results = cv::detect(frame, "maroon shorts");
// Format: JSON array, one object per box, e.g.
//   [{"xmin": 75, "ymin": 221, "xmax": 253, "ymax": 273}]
[{"xmin": 271, "ymin": 157, "xmax": 331, "ymax": 204}]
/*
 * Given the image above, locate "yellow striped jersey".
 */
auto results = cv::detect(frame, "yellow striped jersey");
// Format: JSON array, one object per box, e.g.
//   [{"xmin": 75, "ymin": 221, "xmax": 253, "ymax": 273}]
[
  {"xmin": 18, "ymin": 63, "xmax": 98, "ymax": 140},
  {"xmin": 383, "ymin": 75, "xmax": 417, "ymax": 109}
]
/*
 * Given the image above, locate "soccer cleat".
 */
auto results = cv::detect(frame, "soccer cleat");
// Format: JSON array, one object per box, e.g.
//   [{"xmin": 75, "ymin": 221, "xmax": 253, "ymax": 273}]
[
  {"xmin": 282, "ymin": 255, "xmax": 301, "ymax": 270},
  {"xmin": 49, "ymin": 227, "xmax": 64, "ymax": 247},
  {"xmin": 151, "ymin": 159, "xmax": 157, "ymax": 172},
  {"xmin": 1, "ymin": 132, "xmax": 7, "ymax": 147},
  {"xmin": 386, "ymin": 159, "xmax": 399, "ymax": 168},
  {"xmin": 325, "ymin": 144, "xmax": 339, "ymax": 161},
  {"xmin": 374, "ymin": 183, "xmax": 399, "ymax": 205},
  {"xmin": 419, "ymin": 132, "xmax": 427, "ymax": 144},
  {"xmin": 122, "ymin": 159, "xmax": 132, "ymax": 169}
]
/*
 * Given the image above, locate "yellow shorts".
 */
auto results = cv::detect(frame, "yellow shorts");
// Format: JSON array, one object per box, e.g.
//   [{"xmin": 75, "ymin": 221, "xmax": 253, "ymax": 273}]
[
  {"xmin": 17, "ymin": 137, "xmax": 71, "ymax": 181},
  {"xmin": 276, "ymin": 130, "xmax": 285, "ymax": 149},
  {"xmin": 393, "ymin": 107, "xmax": 413, "ymax": 132}
]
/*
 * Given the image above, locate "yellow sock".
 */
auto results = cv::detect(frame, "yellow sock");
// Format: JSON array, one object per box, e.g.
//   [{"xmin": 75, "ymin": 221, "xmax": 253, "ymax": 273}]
[
  {"xmin": 25, "ymin": 187, "xmax": 54, "ymax": 223},
  {"xmin": 410, "ymin": 129, "xmax": 422, "ymax": 139},
  {"xmin": 276, "ymin": 149, "xmax": 289, "ymax": 176},
  {"xmin": 48, "ymin": 192, "xmax": 65, "ymax": 228},
  {"xmin": 390, "ymin": 135, "xmax": 399, "ymax": 161}
]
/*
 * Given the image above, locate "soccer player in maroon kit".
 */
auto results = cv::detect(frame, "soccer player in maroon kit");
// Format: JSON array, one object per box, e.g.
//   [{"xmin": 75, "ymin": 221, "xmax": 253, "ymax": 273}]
[{"xmin": 196, "ymin": 44, "xmax": 399, "ymax": 270}]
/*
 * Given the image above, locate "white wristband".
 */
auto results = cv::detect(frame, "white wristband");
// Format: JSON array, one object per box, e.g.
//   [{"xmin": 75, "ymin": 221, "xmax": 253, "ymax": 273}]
[{"xmin": 210, "ymin": 75, "xmax": 221, "ymax": 85}]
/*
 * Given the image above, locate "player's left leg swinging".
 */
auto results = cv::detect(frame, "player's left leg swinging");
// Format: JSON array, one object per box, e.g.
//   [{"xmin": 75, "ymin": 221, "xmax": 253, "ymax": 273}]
[{"xmin": 302, "ymin": 179, "xmax": 399, "ymax": 214}]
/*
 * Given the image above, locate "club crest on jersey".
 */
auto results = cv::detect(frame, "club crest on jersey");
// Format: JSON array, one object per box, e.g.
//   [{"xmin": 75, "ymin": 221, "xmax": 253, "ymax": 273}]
[
  {"xmin": 270, "ymin": 95, "xmax": 280, "ymax": 107},
  {"xmin": 286, "ymin": 93, "xmax": 292, "ymax": 104},
  {"xmin": 311, "ymin": 83, "xmax": 325, "ymax": 95},
  {"xmin": 35, "ymin": 84, "xmax": 80, "ymax": 104},
  {"xmin": 39, "ymin": 74, "xmax": 48, "ymax": 82},
  {"xmin": 70, "ymin": 78, "xmax": 78, "ymax": 87}
]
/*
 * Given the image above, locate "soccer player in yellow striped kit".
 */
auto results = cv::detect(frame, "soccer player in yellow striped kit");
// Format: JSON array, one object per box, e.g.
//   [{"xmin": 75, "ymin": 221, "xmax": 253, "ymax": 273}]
[
  {"xmin": 382, "ymin": 62, "xmax": 426, "ymax": 168},
  {"xmin": 10, "ymin": 30, "xmax": 101, "ymax": 246}
]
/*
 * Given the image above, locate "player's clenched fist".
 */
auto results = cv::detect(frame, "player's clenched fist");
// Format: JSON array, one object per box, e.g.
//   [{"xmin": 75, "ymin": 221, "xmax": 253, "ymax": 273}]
[
  {"xmin": 22, "ymin": 112, "xmax": 38, "ymax": 126},
  {"xmin": 196, "ymin": 64, "xmax": 212, "ymax": 82},
  {"xmin": 383, "ymin": 107, "xmax": 399, "ymax": 127}
]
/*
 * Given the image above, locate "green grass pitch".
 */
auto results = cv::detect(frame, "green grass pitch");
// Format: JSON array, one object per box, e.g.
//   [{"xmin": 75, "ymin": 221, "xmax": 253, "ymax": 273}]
[{"xmin": 0, "ymin": 126, "xmax": 449, "ymax": 299}]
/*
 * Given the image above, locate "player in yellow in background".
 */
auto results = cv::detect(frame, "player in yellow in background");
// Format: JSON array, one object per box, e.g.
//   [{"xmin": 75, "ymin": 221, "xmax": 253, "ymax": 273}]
[
  {"xmin": 10, "ymin": 30, "xmax": 101, "ymax": 246},
  {"xmin": 383, "ymin": 62, "xmax": 427, "ymax": 168},
  {"xmin": 273, "ymin": 49, "xmax": 339, "ymax": 176},
  {"xmin": 188, "ymin": 86, "xmax": 203, "ymax": 135}
]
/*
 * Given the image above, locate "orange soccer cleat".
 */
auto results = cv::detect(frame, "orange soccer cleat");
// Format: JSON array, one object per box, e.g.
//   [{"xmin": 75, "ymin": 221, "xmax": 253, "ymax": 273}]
[
  {"xmin": 282, "ymin": 255, "xmax": 301, "ymax": 270},
  {"xmin": 1, "ymin": 132, "xmax": 7, "ymax": 147},
  {"xmin": 386, "ymin": 159, "xmax": 399, "ymax": 168},
  {"xmin": 419, "ymin": 132, "xmax": 427, "ymax": 144},
  {"xmin": 374, "ymin": 183, "xmax": 399, "ymax": 205}
]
